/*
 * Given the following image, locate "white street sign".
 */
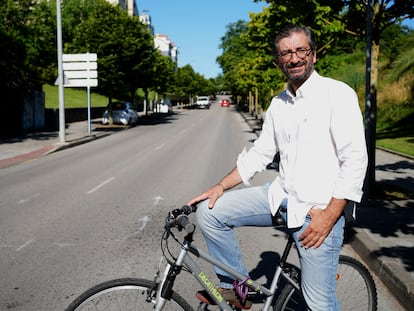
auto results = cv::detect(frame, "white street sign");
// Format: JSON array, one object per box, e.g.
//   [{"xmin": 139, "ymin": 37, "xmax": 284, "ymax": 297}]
[
  {"xmin": 63, "ymin": 53, "xmax": 97, "ymax": 62},
  {"xmin": 63, "ymin": 62, "xmax": 97, "ymax": 71},
  {"xmin": 58, "ymin": 53, "xmax": 98, "ymax": 134},
  {"xmin": 64, "ymin": 70, "xmax": 98, "ymax": 79},
  {"xmin": 62, "ymin": 53, "xmax": 98, "ymax": 87}
]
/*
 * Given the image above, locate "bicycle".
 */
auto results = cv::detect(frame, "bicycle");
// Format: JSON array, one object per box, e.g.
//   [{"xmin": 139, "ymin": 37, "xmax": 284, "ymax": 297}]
[{"xmin": 66, "ymin": 205, "xmax": 377, "ymax": 311}]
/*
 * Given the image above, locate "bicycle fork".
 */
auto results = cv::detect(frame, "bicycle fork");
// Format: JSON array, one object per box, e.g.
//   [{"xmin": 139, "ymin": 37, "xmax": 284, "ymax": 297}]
[{"xmin": 153, "ymin": 243, "xmax": 187, "ymax": 311}]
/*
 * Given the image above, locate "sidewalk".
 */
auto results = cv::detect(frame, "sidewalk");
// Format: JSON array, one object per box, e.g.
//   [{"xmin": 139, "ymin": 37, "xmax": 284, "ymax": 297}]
[
  {"xmin": 240, "ymin": 111, "xmax": 414, "ymax": 310},
  {"xmin": 0, "ymin": 120, "xmax": 113, "ymax": 168},
  {"xmin": 1, "ymin": 112, "xmax": 413, "ymax": 310}
]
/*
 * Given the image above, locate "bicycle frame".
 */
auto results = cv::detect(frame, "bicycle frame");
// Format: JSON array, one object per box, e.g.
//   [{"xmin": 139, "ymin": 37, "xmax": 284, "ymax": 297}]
[{"xmin": 154, "ymin": 232, "xmax": 301, "ymax": 311}]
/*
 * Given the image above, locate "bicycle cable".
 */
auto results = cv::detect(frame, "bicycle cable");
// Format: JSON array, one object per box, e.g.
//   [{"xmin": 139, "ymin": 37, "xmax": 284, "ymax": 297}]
[{"xmin": 161, "ymin": 227, "xmax": 191, "ymax": 273}]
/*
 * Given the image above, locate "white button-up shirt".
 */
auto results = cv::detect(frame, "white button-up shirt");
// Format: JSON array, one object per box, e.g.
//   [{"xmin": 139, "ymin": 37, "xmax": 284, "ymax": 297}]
[{"xmin": 237, "ymin": 71, "xmax": 368, "ymax": 228}]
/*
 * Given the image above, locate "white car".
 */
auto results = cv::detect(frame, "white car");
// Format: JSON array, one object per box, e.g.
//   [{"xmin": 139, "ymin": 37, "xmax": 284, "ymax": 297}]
[
  {"xmin": 154, "ymin": 98, "xmax": 173, "ymax": 114},
  {"xmin": 196, "ymin": 96, "xmax": 210, "ymax": 109}
]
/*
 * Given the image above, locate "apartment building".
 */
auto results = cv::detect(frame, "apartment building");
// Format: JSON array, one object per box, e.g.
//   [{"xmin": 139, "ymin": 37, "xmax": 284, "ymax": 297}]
[
  {"xmin": 107, "ymin": 0, "xmax": 138, "ymax": 16},
  {"xmin": 108, "ymin": 1, "xmax": 178, "ymax": 64},
  {"xmin": 154, "ymin": 34, "xmax": 178, "ymax": 64}
]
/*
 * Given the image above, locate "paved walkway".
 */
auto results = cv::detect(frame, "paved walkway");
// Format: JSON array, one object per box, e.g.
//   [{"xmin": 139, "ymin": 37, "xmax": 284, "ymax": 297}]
[{"xmin": 0, "ymin": 112, "xmax": 413, "ymax": 310}]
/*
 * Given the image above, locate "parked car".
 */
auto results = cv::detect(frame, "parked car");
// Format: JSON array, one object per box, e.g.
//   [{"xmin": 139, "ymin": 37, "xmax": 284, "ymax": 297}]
[
  {"xmin": 101, "ymin": 101, "xmax": 138, "ymax": 125},
  {"xmin": 221, "ymin": 99, "xmax": 230, "ymax": 107},
  {"xmin": 154, "ymin": 98, "xmax": 173, "ymax": 114},
  {"xmin": 195, "ymin": 96, "xmax": 210, "ymax": 109}
]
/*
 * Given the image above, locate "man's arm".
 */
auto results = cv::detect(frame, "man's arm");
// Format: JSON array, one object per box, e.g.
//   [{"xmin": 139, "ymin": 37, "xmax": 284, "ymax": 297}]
[{"xmin": 187, "ymin": 167, "xmax": 242, "ymax": 208}]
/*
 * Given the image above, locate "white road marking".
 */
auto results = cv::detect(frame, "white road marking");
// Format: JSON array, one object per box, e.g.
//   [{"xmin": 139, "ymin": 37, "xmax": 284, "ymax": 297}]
[
  {"xmin": 154, "ymin": 142, "xmax": 166, "ymax": 151},
  {"xmin": 16, "ymin": 239, "xmax": 34, "ymax": 251},
  {"xmin": 87, "ymin": 177, "xmax": 116, "ymax": 194},
  {"xmin": 53, "ymin": 242, "xmax": 76, "ymax": 247},
  {"xmin": 138, "ymin": 215, "xmax": 150, "ymax": 231},
  {"xmin": 18, "ymin": 193, "xmax": 40, "ymax": 204},
  {"xmin": 152, "ymin": 196, "xmax": 164, "ymax": 206}
]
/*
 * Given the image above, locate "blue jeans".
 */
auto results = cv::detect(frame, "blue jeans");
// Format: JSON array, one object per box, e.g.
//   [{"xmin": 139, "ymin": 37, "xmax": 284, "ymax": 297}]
[{"xmin": 196, "ymin": 184, "xmax": 345, "ymax": 311}]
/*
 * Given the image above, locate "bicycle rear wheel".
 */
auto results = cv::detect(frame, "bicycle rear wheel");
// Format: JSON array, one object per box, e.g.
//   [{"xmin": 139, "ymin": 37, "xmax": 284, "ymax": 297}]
[
  {"xmin": 273, "ymin": 255, "xmax": 377, "ymax": 311},
  {"xmin": 336, "ymin": 255, "xmax": 377, "ymax": 311},
  {"xmin": 65, "ymin": 278, "xmax": 193, "ymax": 311}
]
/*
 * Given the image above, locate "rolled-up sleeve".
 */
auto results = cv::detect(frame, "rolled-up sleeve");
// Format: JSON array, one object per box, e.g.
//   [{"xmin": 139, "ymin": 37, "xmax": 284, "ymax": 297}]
[
  {"xmin": 330, "ymin": 84, "xmax": 368, "ymax": 202},
  {"xmin": 237, "ymin": 108, "xmax": 278, "ymax": 185}
]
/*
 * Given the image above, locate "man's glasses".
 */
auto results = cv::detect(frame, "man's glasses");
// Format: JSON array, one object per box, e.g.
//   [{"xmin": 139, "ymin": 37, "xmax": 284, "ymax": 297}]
[{"xmin": 279, "ymin": 48, "xmax": 313, "ymax": 61}]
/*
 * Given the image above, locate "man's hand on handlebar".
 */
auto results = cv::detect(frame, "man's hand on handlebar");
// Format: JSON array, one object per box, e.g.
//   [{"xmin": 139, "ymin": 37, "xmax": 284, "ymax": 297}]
[{"xmin": 187, "ymin": 183, "xmax": 224, "ymax": 209}]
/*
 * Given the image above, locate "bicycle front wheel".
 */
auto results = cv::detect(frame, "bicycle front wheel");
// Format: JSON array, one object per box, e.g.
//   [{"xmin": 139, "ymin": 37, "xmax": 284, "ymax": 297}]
[
  {"xmin": 65, "ymin": 278, "xmax": 193, "ymax": 311},
  {"xmin": 274, "ymin": 255, "xmax": 377, "ymax": 311}
]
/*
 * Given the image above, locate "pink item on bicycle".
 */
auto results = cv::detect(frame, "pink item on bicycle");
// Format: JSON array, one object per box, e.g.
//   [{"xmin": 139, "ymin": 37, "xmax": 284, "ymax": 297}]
[{"xmin": 233, "ymin": 276, "xmax": 250, "ymax": 300}]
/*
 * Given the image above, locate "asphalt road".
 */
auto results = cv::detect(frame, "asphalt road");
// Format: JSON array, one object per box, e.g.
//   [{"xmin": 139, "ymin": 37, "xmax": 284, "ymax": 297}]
[{"xmin": 0, "ymin": 100, "xmax": 403, "ymax": 310}]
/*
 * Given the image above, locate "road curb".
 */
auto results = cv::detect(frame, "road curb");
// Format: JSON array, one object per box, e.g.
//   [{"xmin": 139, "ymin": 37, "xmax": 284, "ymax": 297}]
[
  {"xmin": 0, "ymin": 132, "xmax": 111, "ymax": 169},
  {"xmin": 52, "ymin": 132, "xmax": 111, "ymax": 153},
  {"xmin": 0, "ymin": 145, "xmax": 57, "ymax": 169}
]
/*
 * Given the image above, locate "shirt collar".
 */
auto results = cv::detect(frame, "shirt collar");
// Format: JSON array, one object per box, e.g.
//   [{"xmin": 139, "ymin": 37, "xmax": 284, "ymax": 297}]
[{"xmin": 286, "ymin": 70, "xmax": 318, "ymax": 100}]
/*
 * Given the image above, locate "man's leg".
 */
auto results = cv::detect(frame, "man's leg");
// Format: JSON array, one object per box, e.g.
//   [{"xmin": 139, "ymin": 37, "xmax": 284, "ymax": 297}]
[
  {"xmin": 292, "ymin": 215, "xmax": 345, "ymax": 311},
  {"xmin": 195, "ymin": 184, "xmax": 273, "ymax": 288}
]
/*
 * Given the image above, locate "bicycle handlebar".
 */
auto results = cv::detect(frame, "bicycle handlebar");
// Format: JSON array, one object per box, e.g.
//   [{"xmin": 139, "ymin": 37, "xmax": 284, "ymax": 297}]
[{"xmin": 165, "ymin": 205, "xmax": 197, "ymax": 233}]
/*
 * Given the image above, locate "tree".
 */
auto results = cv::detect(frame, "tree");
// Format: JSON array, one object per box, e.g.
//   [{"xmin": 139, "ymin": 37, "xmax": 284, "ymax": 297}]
[
  {"xmin": 253, "ymin": 0, "xmax": 414, "ymax": 196},
  {"xmin": 217, "ymin": 1, "xmax": 349, "ymax": 109},
  {"xmin": 171, "ymin": 65, "xmax": 206, "ymax": 98},
  {"xmin": 69, "ymin": 0, "xmax": 155, "ymax": 102},
  {"xmin": 0, "ymin": 0, "xmax": 56, "ymax": 90},
  {"xmin": 347, "ymin": 0, "xmax": 414, "ymax": 196},
  {"xmin": 217, "ymin": 20, "xmax": 254, "ymax": 96},
  {"xmin": 147, "ymin": 50, "xmax": 176, "ymax": 96}
]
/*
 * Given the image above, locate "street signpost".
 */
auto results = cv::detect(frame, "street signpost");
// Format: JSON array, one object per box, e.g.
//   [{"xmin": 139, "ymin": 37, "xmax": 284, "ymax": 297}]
[
  {"xmin": 56, "ymin": 0, "xmax": 65, "ymax": 143},
  {"xmin": 62, "ymin": 53, "xmax": 98, "ymax": 134}
]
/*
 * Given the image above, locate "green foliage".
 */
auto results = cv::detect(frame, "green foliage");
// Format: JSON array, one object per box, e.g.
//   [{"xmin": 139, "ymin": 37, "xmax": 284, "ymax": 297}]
[
  {"xmin": 170, "ymin": 65, "xmax": 213, "ymax": 97},
  {"xmin": 67, "ymin": 0, "xmax": 155, "ymax": 102},
  {"xmin": 386, "ymin": 30, "xmax": 414, "ymax": 82},
  {"xmin": 317, "ymin": 52, "xmax": 366, "ymax": 90},
  {"xmin": 152, "ymin": 51, "xmax": 177, "ymax": 95},
  {"xmin": 322, "ymin": 48, "xmax": 414, "ymax": 156},
  {"xmin": 0, "ymin": 0, "xmax": 56, "ymax": 89}
]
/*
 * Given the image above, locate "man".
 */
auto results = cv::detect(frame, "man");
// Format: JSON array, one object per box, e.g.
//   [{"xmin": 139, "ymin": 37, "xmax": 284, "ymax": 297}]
[{"xmin": 188, "ymin": 25, "xmax": 368, "ymax": 310}]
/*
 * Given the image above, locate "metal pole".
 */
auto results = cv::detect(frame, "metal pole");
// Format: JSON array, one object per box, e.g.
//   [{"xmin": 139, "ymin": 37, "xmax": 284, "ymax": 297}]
[
  {"xmin": 87, "ymin": 86, "xmax": 91, "ymax": 134},
  {"xmin": 56, "ymin": 0, "xmax": 65, "ymax": 143},
  {"xmin": 364, "ymin": 0, "xmax": 374, "ymax": 198},
  {"xmin": 87, "ymin": 52, "xmax": 91, "ymax": 135}
]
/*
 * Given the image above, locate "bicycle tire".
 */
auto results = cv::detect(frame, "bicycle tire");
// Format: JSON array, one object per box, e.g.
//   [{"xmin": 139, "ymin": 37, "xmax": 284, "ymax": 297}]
[
  {"xmin": 65, "ymin": 278, "xmax": 194, "ymax": 311},
  {"xmin": 336, "ymin": 255, "xmax": 377, "ymax": 311},
  {"xmin": 273, "ymin": 255, "xmax": 377, "ymax": 311}
]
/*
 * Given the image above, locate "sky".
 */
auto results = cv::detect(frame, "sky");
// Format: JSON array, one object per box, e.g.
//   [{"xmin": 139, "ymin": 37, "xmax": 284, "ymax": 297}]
[
  {"xmin": 135, "ymin": 0, "xmax": 268, "ymax": 79},
  {"xmin": 135, "ymin": 1, "xmax": 413, "ymax": 79}
]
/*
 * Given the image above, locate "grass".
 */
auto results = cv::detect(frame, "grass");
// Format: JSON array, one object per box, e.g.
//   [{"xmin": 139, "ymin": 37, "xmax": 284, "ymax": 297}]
[
  {"xmin": 326, "ymin": 53, "xmax": 414, "ymax": 158},
  {"xmin": 375, "ymin": 74, "xmax": 414, "ymax": 157},
  {"xmin": 373, "ymin": 182, "xmax": 414, "ymax": 200},
  {"xmin": 44, "ymin": 84, "xmax": 109, "ymax": 109}
]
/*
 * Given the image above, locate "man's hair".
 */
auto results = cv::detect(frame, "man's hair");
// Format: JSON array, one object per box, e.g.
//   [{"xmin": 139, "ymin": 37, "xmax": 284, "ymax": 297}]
[{"xmin": 272, "ymin": 25, "xmax": 317, "ymax": 58}]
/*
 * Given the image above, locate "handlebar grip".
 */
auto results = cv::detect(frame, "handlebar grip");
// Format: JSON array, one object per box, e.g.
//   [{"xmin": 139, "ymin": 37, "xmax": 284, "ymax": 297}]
[
  {"xmin": 180, "ymin": 205, "xmax": 197, "ymax": 215},
  {"xmin": 176, "ymin": 214, "xmax": 195, "ymax": 233}
]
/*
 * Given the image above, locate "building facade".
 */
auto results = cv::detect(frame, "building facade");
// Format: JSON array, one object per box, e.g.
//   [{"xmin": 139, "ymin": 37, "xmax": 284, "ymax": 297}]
[
  {"xmin": 107, "ymin": 1, "xmax": 178, "ymax": 64},
  {"xmin": 107, "ymin": 0, "xmax": 138, "ymax": 16},
  {"xmin": 154, "ymin": 34, "xmax": 178, "ymax": 64}
]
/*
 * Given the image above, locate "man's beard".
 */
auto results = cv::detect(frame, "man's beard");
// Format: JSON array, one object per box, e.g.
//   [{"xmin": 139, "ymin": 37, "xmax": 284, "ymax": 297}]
[{"xmin": 284, "ymin": 61, "xmax": 314, "ymax": 82}]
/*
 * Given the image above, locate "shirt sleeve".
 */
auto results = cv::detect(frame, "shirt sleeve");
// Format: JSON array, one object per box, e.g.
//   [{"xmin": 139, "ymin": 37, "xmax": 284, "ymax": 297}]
[
  {"xmin": 330, "ymin": 83, "xmax": 368, "ymax": 202},
  {"xmin": 237, "ymin": 106, "xmax": 278, "ymax": 185}
]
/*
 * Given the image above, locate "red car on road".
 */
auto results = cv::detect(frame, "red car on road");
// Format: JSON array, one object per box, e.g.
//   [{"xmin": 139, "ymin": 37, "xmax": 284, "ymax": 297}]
[{"xmin": 221, "ymin": 99, "xmax": 230, "ymax": 107}]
